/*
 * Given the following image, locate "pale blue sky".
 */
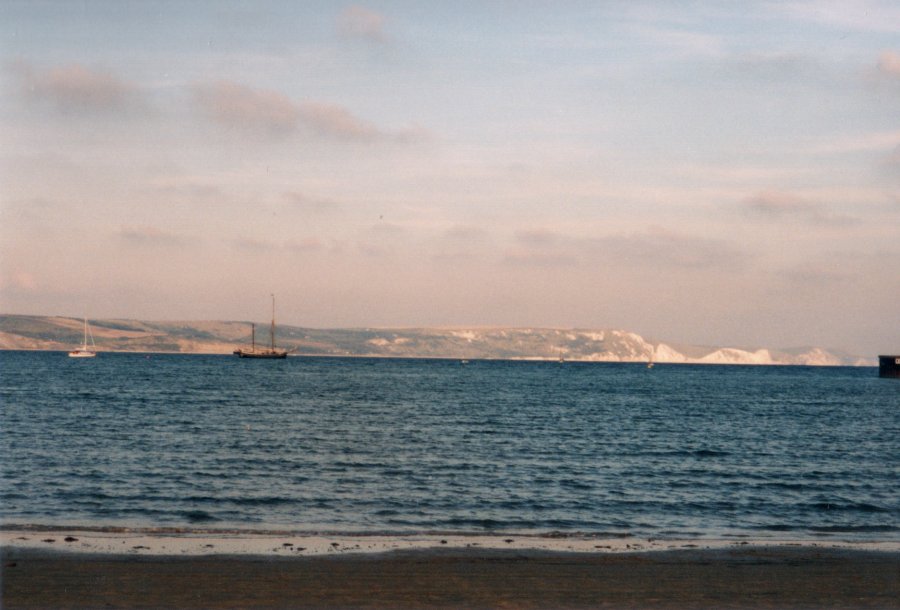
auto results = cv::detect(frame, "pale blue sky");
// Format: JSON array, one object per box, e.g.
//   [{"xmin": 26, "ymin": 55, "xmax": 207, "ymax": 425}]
[{"xmin": 1, "ymin": 1, "xmax": 898, "ymax": 355}]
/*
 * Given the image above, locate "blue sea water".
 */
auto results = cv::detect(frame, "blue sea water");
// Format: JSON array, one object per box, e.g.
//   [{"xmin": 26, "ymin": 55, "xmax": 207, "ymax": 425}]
[{"xmin": 1, "ymin": 351, "xmax": 898, "ymax": 541}]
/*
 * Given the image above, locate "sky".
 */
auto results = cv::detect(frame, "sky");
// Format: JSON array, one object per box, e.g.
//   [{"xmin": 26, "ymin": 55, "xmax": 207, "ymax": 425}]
[{"xmin": 1, "ymin": 1, "xmax": 898, "ymax": 356}]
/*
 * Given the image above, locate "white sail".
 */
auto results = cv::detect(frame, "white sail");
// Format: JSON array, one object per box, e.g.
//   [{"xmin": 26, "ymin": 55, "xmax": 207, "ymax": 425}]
[{"xmin": 69, "ymin": 317, "xmax": 97, "ymax": 358}]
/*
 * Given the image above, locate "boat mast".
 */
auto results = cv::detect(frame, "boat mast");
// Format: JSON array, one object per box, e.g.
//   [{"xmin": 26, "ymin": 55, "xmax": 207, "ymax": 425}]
[
  {"xmin": 83, "ymin": 317, "xmax": 88, "ymax": 349},
  {"xmin": 270, "ymin": 294, "xmax": 276, "ymax": 351},
  {"xmin": 251, "ymin": 323, "xmax": 256, "ymax": 350}
]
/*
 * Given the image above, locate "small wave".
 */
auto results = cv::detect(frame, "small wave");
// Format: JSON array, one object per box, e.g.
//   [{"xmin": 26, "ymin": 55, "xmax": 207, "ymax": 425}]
[
  {"xmin": 538, "ymin": 530, "xmax": 634, "ymax": 539},
  {"xmin": 439, "ymin": 517, "xmax": 509, "ymax": 529},
  {"xmin": 558, "ymin": 479, "xmax": 593, "ymax": 491},
  {"xmin": 749, "ymin": 523, "xmax": 898, "ymax": 535},
  {"xmin": 748, "ymin": 524, "xmax": 795, "ymax": 532},
  {"xmin": 691, "ymin": 449, "xmax": 730, "ymax": 458},
  {"xmin": 807, "ymin": 525, "xmax": 898, "ymax": 534},
  {"xmin": 182, "ymin": 510, "xmax": 218, "ymax": 523},
  {"xmin": 805, "ymin": 502, "xmax": 892, "ymax": 514},
  {"xmin": 227, "ymin": 497, "xmax": 296, "ymax": 508},
  {"xmin": 760, "ymin": 482, "xmax": 808, "ymax": 492},
  {"xmin": 631, "ymin": 448, "xmax": 731, "ymax": 458}
]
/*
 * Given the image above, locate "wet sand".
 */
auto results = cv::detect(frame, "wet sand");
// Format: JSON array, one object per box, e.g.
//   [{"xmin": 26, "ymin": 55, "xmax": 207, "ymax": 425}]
[{"xmin": 3, "ymin": 546, "xmax": 898, "ymax": 609}]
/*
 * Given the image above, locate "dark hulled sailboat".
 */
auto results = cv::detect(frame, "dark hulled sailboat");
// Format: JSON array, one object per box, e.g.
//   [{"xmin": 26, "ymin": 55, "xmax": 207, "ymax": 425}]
[{"xmin": 234, "ymin": 295, "xmax": 288, "ymax": 359}]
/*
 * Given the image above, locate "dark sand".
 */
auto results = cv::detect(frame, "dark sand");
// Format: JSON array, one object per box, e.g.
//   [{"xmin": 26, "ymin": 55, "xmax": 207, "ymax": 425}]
[{"xmin": 2, "ymin": 547, "xmax": 898, "ymax": 609}]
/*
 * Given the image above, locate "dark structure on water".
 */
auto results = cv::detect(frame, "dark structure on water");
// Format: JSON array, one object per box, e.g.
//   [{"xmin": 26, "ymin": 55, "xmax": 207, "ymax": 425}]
[
  {"xmin": 233, "ymin": 295, "xmax": 288, "ymax": 359},
  {"xmin": 878, "ymin": 355, "xmax": 900, "ymax": 378}
]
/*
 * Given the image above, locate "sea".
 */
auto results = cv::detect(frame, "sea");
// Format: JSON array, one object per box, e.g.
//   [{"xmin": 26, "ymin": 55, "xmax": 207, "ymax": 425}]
[{"xmin": 1, "ymin": 350, "xmax": 898, "ymax": 542}]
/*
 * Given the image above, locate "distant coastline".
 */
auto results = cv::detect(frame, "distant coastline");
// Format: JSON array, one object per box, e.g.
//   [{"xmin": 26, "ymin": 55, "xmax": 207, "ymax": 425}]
[{"xmin": 0, "ymin": 314, "xmax": 871, "ymax": 366}]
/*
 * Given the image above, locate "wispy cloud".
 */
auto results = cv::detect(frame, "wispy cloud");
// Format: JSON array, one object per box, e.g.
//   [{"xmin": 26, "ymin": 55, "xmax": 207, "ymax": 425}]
[
  {"xmin": 192, "ymin": 80, "xmax": 426, "ymax": 142},
  {"xmin": 592, "ymin": 228, "xmax": 748, "ymax": 271},
  {"xmin": 806, "ymin": 130, "xmax": 900, "ymax": 155},
  {"xmin": 779, "ymin": 263, "xmax": 849, "ymax": 288},
  {"xmin": 742, "ymin": 191, "xmax": 857, "ymax": 226},
  {"xmin": 744, "ymin": 191, "xmax": 814, "ymax": 215},
  {"xmin": 192, "ymin": 81, "xmax": 300, "ymax": 136},
  {"xmin": 502, "ymin": 227, "xmax": 745, "ymax": 270},
  {"xmin": 770, "ymin": 254, "xmax": 869, "ymax": 302},
  {"xmin": 368, "ymin": 222, "xmax": 406, "ymax": 238},
  {"xmin": 431, "ymin": 226, "xmax": 488, "ymax": 262},
  {"xmin": 1, "ymin": 196, "xmax": 66, "ymax": 226},
  {"xmin": 503, "ymin": 228, "xmax": 575, "ymax": 267},
  {"xmin": 232, "ymin": 237, "xmax": 328, "ymax": 254},
  {"xmin": 118, "ymin": 225, "xmax": 188, "ymax": 247},
  {"xmin": 232, "ymin": 237, "xmax": 276, "ymax": 253},
  {"xmin": 285, "ymin": 238, "xmax": 325, "ymax": 252},
  {"xmin": 883, "ymin": 145, "xmax": 900, "ymax": 179},
  {"xmin": 299, "ymin": 103, "xmax": 430, "ymax": 143},
  {"xmin": 778, "ymin": 0, "xmax": 900, "ymax": 34},
  {"xmin": 442, "ymin": 225, "xmax": 488, "ymax": 241},
  {"xmin": 282, "ymin": 191, "xmax": 340, "ymax": 213},
  {"xmin": 628, "ymin": 24, "xmax": 723, "ymax": 58},
  {"xmin": 10, "ymin": 60, "xmax": 138, "ymax": 113},
  {"xmin": 354, "ymin": 222, "xmax": 408, "ymax": 257},
  {"xmin": 514, "ymin": 228, "xmax": 561, "ymax": 246},
  {"xmin": 503, "ymin": 250, "xmax": 578, "ymax": 267},
  {"xmin": 297, "ymin": 101, "xmax": 380, "ymax": 141},
  {"xmin": 337, "ymin": 5, "xmax": 388, "ymax": 43},
  {"xmin": 725, "ymin": 52, "xmax": 822, "ymax": 82},
  {"xmin": 147, "ymin": 176, "xmax": 224, "ymax": 201},
  {"xmin": 357, "ymin": 242, "xmax": 392, "ymax": 257}
]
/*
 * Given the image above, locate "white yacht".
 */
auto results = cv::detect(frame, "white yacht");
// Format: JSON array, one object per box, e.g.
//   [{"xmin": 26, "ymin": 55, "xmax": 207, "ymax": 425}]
[{"xmin": 69, "ymin": 317, "xmax": 97, "ymax": 358}]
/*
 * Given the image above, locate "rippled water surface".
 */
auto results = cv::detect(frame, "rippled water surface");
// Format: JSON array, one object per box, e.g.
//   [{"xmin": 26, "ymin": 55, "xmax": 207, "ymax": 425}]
[{"xmin": 1, "ymin": 351, "xmax": 898, "ymax": 540}]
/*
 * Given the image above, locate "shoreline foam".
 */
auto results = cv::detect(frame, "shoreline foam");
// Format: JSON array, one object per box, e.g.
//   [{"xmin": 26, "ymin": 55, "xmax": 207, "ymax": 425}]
[{"xmin": 3, "ymin": 528, "xmax": 898, "ymax": 557}]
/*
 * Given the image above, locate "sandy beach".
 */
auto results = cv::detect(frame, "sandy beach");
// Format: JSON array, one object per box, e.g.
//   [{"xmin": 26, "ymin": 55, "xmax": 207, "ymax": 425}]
[{"xmin": 3, "ymin": 532, "xmax": 898, "ymax": 609}]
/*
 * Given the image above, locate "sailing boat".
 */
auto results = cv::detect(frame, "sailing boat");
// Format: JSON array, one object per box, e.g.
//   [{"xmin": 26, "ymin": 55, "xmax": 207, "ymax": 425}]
[
  {"xmin": 234, "ymin": 295, "xmax": 288, "ymax": 359},
  {"xmin": 68, "ymin": 317, "xmax": 97, "ymax": 358}
]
